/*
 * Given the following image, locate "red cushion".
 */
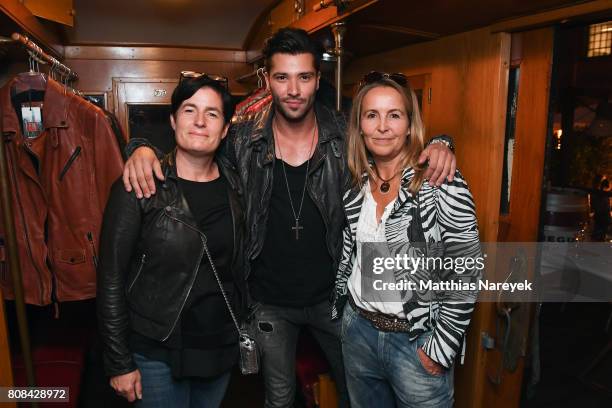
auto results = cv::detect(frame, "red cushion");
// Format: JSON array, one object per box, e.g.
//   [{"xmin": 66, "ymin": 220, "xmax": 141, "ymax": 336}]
[{"xmin": 12, "ymin": 330, "xmax": 90, "ymax": 408}]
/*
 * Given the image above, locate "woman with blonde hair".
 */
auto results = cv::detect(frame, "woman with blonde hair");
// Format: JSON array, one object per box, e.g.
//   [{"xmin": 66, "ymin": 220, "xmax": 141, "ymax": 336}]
[{"xmin": 332, "ymin": 72, "xmax": 481, "ymax": 407}]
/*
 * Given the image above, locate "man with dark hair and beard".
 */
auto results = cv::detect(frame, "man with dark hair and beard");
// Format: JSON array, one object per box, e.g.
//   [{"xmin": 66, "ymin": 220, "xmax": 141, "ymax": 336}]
[{"xmin": 121, "ymin": 28, "xmax": 456, "ymax": 408}]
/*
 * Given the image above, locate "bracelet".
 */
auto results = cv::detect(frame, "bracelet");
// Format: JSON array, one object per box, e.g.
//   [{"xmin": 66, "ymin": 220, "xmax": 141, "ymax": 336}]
[{"xmin": 429, "ymin": 134, "xmax": 455, "ymax": 152}]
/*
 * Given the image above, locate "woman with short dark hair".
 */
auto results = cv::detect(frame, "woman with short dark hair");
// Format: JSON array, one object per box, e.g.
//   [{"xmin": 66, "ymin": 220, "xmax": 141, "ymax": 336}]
[{"xmin": 97, "ymin": 74, "xmax": 246, "ymax": 407}]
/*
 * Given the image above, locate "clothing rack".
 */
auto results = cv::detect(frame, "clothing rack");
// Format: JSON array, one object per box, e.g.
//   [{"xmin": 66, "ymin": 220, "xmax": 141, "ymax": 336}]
[
  {"xmin": 0, "ymin": 33, "xmax": 79, "ymax": 403},
  {"xmin": 11, "ymin": 32, "xmax": 78, "ymax": 81}
]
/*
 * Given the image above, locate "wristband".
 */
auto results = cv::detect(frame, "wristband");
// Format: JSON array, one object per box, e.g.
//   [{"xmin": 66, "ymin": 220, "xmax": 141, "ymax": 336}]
[{"xmin": 429, "ymin": 134, "xmax": 455, "ymax": 153}]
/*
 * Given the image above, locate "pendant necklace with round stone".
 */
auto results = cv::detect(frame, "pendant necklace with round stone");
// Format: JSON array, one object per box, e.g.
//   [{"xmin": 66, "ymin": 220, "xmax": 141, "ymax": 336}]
[{"xmin": 373, "ymin": 165, "xmax": 398, "ymax": 194}]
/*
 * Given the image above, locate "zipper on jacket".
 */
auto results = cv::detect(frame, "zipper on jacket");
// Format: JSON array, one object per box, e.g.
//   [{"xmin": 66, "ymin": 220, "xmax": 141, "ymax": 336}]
[
  {"xmin": 161, "ymin": 214, "xmax": 206, "ymax": 342},
  {"xmin": 86, "ymin": 232, "xmax": 99, "ymax": 269},
  {"xmin": 127, "ymin": 253, "xmax": 146, "ymax": 293},
  {"xmin": 7, "ymin": 144, "xmax": 47, "ymax": 302},
  {"xmin": 58, "ymin": 146, "xmax": 81, "ymax": 181}
]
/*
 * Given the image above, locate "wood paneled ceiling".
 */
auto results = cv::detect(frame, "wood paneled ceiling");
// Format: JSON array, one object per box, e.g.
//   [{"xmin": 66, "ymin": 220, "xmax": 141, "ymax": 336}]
[
  {"xmin": 339, "ymin": 0, "xmax": 603, "ymax": 57},
  {"xmin": 65, "ymin": 0, "xmax": 279, "ymax": 49}
]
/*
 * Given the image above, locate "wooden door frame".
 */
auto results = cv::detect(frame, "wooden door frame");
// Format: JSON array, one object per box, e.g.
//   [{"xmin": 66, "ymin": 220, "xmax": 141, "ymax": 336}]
[
  {"xmin": 453, "ymin": 31, "xmax": 512, "ymax": 408},
  {"xmin": 405, "ymin": 73, "xmax": 432, "ymax": 137},
  {"xmin": 112, "ymin": 77, "xmax": 178, "ymax": 139},
  {"xmin": 455, "ymin": 27, "xmax": 555, "ymax": 408}
]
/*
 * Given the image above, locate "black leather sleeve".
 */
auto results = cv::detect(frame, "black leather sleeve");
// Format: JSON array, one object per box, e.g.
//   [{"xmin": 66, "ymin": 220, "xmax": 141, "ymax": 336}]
[
  {"xmin": 97, "ymin": 179, "xmax": 143, "ymax": 377},
  {"xmin": 124, "ymin": 137, "xmax": 164, "ymax": 159}
]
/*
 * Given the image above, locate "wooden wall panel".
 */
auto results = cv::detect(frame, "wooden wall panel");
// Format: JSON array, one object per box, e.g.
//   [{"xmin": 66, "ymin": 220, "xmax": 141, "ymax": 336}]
[
  {"xmin": 64, "ymin": 46, "xmax": 246, "ymax": 63},
  {"xmin": 344, "ymin": 27, "xmax": 511, "ymax": 407},
  {"xmin": 2, "ymin": 49, "xmax": 252, "ymax": 96},
  {"xmin": 66, "ymin": 59, "xmax": 252, "ymax": 96},
  {"xmin": 482, "ymin": 28, "xmax": 554, "ymax": 408},
  {"xmin": 503, "ymin": 29, "xmax": 554, "ymax": 242}
]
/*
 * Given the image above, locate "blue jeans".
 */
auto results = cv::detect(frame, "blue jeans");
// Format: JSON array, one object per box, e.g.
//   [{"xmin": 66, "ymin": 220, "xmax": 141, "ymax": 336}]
[
  {"xmin": 341, "ymin": 302, "xmax": 454, "ymax": 408},
  {"xmin": 133, "ymin": 353, "xmax": 231, "ymax": 408}
]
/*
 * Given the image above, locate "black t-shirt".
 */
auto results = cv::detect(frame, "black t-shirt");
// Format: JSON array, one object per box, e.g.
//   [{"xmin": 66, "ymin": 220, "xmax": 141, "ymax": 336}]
[
  {"xmin": 178, "ymin": 175, "xmax": 235, "ymax": 345},
  {"xmin": 250, "ymin": 159, "xmax": 334, "ymax": 307},
  {"xmin": 130, "ymin": 173, "xmax": 238, "ymax": 378}
]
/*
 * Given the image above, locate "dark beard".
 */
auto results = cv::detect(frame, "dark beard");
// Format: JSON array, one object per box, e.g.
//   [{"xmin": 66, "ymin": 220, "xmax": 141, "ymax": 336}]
[{"xmin": 272, "ymin": 94, "xmax": 314, "ymax": 123}]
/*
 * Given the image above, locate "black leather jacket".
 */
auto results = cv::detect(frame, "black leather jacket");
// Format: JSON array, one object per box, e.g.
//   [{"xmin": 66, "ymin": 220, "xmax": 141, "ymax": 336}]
[
  {"xmin": 97, "ymin": 151, "xmax": 247, "ymax": 376},
  {"xmin": 225, "ymin": 104, "xmax": 349, "ymax": 273}
]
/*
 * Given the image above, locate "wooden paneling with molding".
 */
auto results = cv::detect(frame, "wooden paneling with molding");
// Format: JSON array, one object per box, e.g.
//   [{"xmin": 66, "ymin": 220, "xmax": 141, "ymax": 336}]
[
  {"xmin": 64, "ymin": 46, "xmax": 246, "ymax": 63},
  {"xmin": 345, "ymin": 27, "xmax": 511, "ymax": 407},
  {"xmin": 64, "ymin": 46, "xmax": 252, "ymax": 97}
]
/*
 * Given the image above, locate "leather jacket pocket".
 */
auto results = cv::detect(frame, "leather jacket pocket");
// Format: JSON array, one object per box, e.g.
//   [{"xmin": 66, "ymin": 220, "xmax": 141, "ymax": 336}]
[{"xmin": 57, "ymin": 248, "xmax": 86, "ymax": 265}]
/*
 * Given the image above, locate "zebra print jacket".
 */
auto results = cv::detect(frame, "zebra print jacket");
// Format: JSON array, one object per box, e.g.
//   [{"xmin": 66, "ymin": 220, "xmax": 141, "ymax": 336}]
[{"xmin": 332, "ymin": 167, "xmax": 481, "ymax": 368}]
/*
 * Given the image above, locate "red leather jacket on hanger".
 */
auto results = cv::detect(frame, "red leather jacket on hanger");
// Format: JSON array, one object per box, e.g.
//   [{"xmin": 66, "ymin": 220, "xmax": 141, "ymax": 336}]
[{"xmin": 0, "ymin": 76, "xmax": 124, "ymax": 305}]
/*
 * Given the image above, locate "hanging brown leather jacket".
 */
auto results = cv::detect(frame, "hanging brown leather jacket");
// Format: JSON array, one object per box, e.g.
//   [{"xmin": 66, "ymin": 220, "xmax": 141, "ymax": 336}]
[{"xmin": 0, "ymin": 75, "xmax": 124, "ymax": 305}]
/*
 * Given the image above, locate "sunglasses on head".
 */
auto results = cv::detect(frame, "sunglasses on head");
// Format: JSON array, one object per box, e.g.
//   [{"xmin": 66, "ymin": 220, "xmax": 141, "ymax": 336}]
[
  {"xmin": 359, "ymin": 71, "xmax": 408, "ymax": 88},
  {"xmin": 179, "ymin": 71, "xmax": 229, "ymax": 90}
]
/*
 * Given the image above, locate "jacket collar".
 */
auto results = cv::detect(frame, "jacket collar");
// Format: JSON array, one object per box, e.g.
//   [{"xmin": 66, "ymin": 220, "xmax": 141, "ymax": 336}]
[
  {"xmin": 1, "ymin": 75, "xmax": 71, "ymax": 135},
  {"xmin": 161, "ymin": 148, "xmax": 242, "ymax": 194}
]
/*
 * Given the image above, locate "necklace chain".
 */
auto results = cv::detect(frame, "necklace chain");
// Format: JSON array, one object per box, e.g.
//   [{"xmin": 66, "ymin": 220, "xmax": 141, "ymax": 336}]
[
  {"xmin": 373, "ymin": 165, "xmax": 400, "ymax": 194},
  {"xmin": 274, "ymin": 118, "xmax": 317, "ymax": 239}
]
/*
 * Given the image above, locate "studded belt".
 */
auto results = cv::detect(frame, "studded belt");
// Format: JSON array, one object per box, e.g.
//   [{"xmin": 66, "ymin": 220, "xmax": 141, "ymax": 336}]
[{"xmin": 348, "ymin": 296, "xmax": 411, "ymax": 333}]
